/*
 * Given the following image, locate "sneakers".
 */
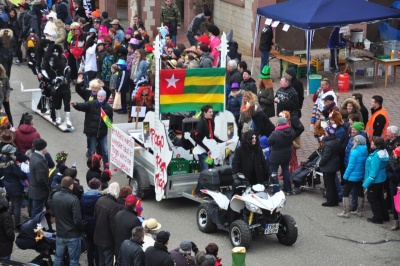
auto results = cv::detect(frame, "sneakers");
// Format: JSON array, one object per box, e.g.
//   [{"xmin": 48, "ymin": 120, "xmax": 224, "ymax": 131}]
[
  {"xmin": 337, "ymin": 211, "xmax": 349, "ymax": 218},
  {"xmin": 14, "ymin": 60, "xmax": 22, "ymax": 66}
]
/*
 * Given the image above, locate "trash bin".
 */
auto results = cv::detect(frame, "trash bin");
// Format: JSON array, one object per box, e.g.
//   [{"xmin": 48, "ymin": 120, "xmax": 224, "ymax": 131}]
[{"xmin": 309, "ymin": 74, "xmax": 322, "ymax": 94}]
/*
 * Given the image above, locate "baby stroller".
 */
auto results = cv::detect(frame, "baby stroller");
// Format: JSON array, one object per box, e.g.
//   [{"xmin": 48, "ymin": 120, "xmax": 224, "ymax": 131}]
[{"xmin": 290, "ymin": 150, "xmax": 322, "ymax": 194}]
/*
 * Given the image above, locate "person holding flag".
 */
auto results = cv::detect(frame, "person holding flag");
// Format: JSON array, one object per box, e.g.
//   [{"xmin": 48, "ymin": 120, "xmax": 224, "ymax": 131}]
[{"xmin": 71, "ymin": 90, "xmax": 113, "ymax": 167}]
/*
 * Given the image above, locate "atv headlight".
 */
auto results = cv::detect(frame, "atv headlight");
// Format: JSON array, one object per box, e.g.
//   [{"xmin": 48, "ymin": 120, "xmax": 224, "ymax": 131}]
[
  {"xmin": 245, "ymin": 202, "xmax": 262, "ymax": 214},
  {"xmin": 276, "ymin": 199, "xmax": 286, "ymax": 212}
]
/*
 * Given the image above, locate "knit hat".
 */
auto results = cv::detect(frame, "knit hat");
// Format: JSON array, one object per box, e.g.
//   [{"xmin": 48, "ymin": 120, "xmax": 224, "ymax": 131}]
[
  {"xmin": 201, "ymin": 255, "xmax": 216, "ymax": 266},
  {"xmin": 180, "ymin": 240, "xmax": 192, "ymax": 252},
  {"xmin": 156, "ymin": 231, "xmax": 170, "ymax": 242},
  {"xmin": 125, "ymin": 28, "xmax": 133, "ymax": 35},
  {"xmin": 55, "ymin": 151, "xmax": 68, "ymax": 164},
  {"xmin": 97, "ymin": 90, "xmax": 107, "ymax": 98},
  {"xmin": 172, "ymin": 48, "xmax": 181, "ymax": 58},
  {"xmin": 125, "ymin": 194, "xmax": 138, "ymax": 207},
  {"xmin": 353, "ymin": 135, "xmax": 366, "ymax": 145},
  {"xmin": 351, "ymin": 122, "xmax": 364, "ymax": 133},
  {"xmin": 88, "ymin": 178, "xmax": 102, "ymax": 190},
  {"xmin": 203, "ymin": 8, "xmax": 212, "ymax": 17},
  {"xmin": 325, "ymin": 124, "xmax": 337, "ymax": 135},
  {"xmin": 1, "ymin": 144, "xmax": 16, "ymax": 154},
  {"xmin": 33, "ymin": 138, "xmax": 47, "ymax": 151},
  {"xmin": 394, "ymin": 146, "xmax": 400, "ymax": 157},
  {"xmin": 285, "ymin": 67, "xmax": 296, "ymax": 78},
  {"xmin": 259, "ymin": 65, "xmax": 270, "ymax": 79},
  {"xmin": 277, "ymin": 116, "xmax": 287, "ymax": 126},
  {"xmin": 0, "ymin": 187, "xmax": 8, "ymax": 209},
  {"xmin": 199, "ymin": 43, "xmax": 209, "ymax": 53},
  {"xmin": 231, "ymin": 82, "xmax": 240, "ymax": 89}
]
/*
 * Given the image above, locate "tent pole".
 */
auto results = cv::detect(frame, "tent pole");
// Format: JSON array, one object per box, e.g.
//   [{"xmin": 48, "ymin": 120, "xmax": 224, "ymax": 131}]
[
  {"xmin": 306, "ymin": 30, "xmax": 313, "ymax": 96},
  {"xmin": 251, "ymin": 15, "xmax": 261, "ymax": 75}
]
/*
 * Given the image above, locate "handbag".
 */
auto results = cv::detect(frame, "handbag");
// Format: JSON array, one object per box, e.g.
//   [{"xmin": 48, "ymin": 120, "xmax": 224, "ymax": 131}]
[
  {"xmin": 394, "ymin": 189, "xmax": 400, "ymax": 214},
  {"xmin": 293, "ymin": 136, "xmax": 301, "ymax": 149},
  {"xmin": 113, "ymin": 92, "xmax": 122, "ymax": 110}
]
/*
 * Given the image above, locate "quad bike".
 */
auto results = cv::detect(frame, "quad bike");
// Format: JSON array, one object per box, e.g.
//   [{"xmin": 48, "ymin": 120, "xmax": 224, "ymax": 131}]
[{"xmin": 196, "ymin": 167, "xmax": 298, "ymax": 250}]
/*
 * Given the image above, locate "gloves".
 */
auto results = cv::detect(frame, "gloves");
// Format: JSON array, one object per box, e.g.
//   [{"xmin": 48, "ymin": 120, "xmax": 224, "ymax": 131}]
[{"xmin": 191, "ymin": 241, "xmax": 199, "ymax": 254}]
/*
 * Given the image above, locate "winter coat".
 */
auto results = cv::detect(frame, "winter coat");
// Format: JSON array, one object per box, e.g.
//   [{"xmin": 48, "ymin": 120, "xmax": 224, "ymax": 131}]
[
  {"xmin": 0, "ymin": 208, "xmax": 14, "ymax": 257},
  {"xmin": 0, "ymin": 64, "xmax": 10, "ymax": 109},
  {"xmin": 51, "ymin": 188, "xmax": 83, "ymax": 238},
  {"xmin": 55, "ymin": 1, "xmax": 72, "ymax": 25},
  {"xmin": 319, "ymin": 135, "xmax": 341, "ymax": 173},
  {"xmin": 28, "ymin": 152, "xmax": 50, "ymax": 200},
  {"xmin": 289, "ymin": 111, "xmax": 304, "ymax": 138},
  {"xmin": 187, "ymin": 13, "xmax": 206, "ymax": 36},
  {"xmin": 0, "ymin": 158, "xmax": 27, "ymax": 197},
  {"xmin": 363, "ymin": 149, "xmax": 390, "ymax": 189},
  {"xmin": 14, "ymin": 124, "xmax": 41, "ymax": 154},
  {"xmin": 340, "ymin": 98, "xmax": 362, "ymax": 122},
  {"xmin": 252, "ymin": 108, "xmax": 275, "ymax": 138},
  {"xmin": 169, "ymin": 248, "xmax": 195, "ymax": 266},
  {"xmin": 6, "ymin": 14, "xmax": 20, "ymax": 41},
  {"xmin": 290, "ymin": 77, "xmax": 304, "ymax": 111},
  {"xmin": 0, "ymin": 28, "xmax": 15, "ymax": 65},
  {"xmin": 268, "ymin": 124, "xmax": 296, "ymax": 165},
  {"xmin": 259, "ymin": 25, "xmax": 273, "ymax": 51},
  {"xmin": 94, "ymin": 194, "xmax": 120, "ymax": 249},
  {"xmin": 275, "ymin": 85, "xmax": 299, "ymax": 116},
  {"xmin": 228, "ymin": 68, "xmax": 242, "ymax": 86},
  {"xmin": 145, "ymin": 242, "xmax": 175, "ymax": 266},
  {"xmin": 232, "ymin": 144, "xmax": 269, "ymax": 185},
  {"xmin": 80, "ymin": 189, "xmax": 102, "ymax": 239},
  {"xmin": 114, "ymin": 207, "xmax": 142, "ymax": 256},
  {"xmin": 54, "ymin": 19, "xmax": 66, "ymax": 49},
  {"xmin": 226, "ymin": 90, "xmax": 243, "ymax": 121},
  {"xmin": 344, "ymin": 131, "xmax": 368, "ymax": 167},
  {"xmin": 96, "ymin": 50, "xmax": 107, "ymax": 78},
  {"xmin": 209, "ymin": 35, "xmax": 221, "ymax": 67},
  {"xmin": 343, "ymin": 144, "xmax": 368, "ymax": 182},
  {"xmin": 86, "ymin": 169, "xmax": 102, "ymax": 186},
  {"xmin": 73, "ymin": 100, "xmax": 113, "ymax": 138},
  {"xmin": 258, "ymin": 79, "xmax": 275, "ymax": 118},
  {"xmin": 117, "ymin": 238, "xmax": 145, "ymax": 266},
  {"xmin": 387, "ymin": 157, "xmax": 400, "ymax": 185},
  {"xmin": 199, "ymin": 52, "xmax": 214, "ymax": 68},
  {"xmin": 240, "ymin": 78, "xmax": 257, "ymax": 95}
]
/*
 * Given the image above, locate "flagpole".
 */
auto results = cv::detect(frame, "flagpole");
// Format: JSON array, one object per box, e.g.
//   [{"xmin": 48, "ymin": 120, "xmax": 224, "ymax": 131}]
[
  {"xmin": 220, "ymin": 32, "xmax": 228, "ymax": 111},
  {"xmin": 154, "ymin": 35, "xmax": 161, "ymax": 119}
]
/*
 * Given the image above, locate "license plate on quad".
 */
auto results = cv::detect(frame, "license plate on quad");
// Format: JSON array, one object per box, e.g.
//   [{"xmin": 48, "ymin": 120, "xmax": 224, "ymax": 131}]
[{"xmin": 264, "ymin": 223, "xmax": 279, "ymax": 234}]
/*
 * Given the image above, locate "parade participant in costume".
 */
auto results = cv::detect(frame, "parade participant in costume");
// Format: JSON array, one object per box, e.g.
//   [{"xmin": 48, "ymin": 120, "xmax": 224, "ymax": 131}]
[
  {"xmin": 42, "ymin": 44, "xmax": 72, "ymax": 128},
  {"xmin": 70, "ymin": 24, "xmax": 87, "ymax": 70},
  {"xmin": 129, "ymin": 85, "xmax": 154, "ymax": 123},
  {"xmin": 257, "ymin": 65, "xmax": 275, "ymax": 118},
  {"xmin": 25, "ymin": 28, "xmax": 40, "ymax": 75}
]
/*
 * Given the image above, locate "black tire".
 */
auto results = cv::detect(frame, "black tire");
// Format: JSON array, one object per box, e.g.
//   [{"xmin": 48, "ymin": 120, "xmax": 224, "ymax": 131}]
[
  {"xmin": 197, "ymin": 203, "xmax": 218, "ymax": 233},
  {"xmin": 277, "ymin": 214, "xmax": 298, "ymax": 246},
  {"xmin": 130, "ymin": 165, "xmax": 150, "ymax": 198},
  {"xmin": 229, "ymin": 220, "xmax": 252, "ymax": 250}
]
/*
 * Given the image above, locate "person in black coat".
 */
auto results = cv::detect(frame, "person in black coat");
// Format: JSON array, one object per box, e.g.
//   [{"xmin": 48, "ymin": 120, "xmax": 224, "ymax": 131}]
[
  {"xmin": 145, "ymin": 231, "xmax": 174, "ymax": 266},
  {"xmin": 71, "ymin": 90, "xmax": 113, "ymax": 167},
  {"xmin": 0, "ymin": 145, "xmax": 28, "ymax": 227},
  {"xmin": 232, "ymin": 130, "xmax": 270, "ymax": 186},
  {"xmin": 247, "ymin": 102, "xmax": 274, "ymax": 138},
  {"xmin": 117, "ymin": 226, "xmax": 145, "ymax": 266},
  {"xmin": 114, "ymin": 195, "xmax": 142, "ymax": 259},
  {"xmin": 285, "ymin": 67, "xmax": 304, "ymax": 118},
  {"xmin": 94, "ymin": 182, "xmax": 120, "ymax": 266},
  {"xmin": 86, "ymin": 154, "xmax": 103, "ymax": 185},
  {"xmin": 352, "ymin": 93, "xmax": 369, "ymax": 125},
  {"xmin": 268, "ymin": 117, "xmax": 296, "ymax": 194},
  {"xmin": 0, "ymin": 187, "xmax": 14, "ymax": 261},
  {"xmin": 319, "ymin": 125, "xmax": 341, "ymax": 207}
]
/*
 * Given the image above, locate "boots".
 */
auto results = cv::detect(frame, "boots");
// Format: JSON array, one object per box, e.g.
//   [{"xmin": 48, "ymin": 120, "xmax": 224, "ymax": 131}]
[
  {"xmin": 337, "ymin": 197, "xmax": 350, "ymax": 218},
  {"xmin": 350, "ymin": 197, "xmax": 364, "ymax": 217},
  {"xmin": 65, "ymin": 112, "xmax": 72, "ymax": 128},
  {"xmin": 55, "ymin": 109, "xmax": 62, "ymax": 125},
  {"xmin": 390, "ymin": 220, "xmax": 399, "ymax": 230}
]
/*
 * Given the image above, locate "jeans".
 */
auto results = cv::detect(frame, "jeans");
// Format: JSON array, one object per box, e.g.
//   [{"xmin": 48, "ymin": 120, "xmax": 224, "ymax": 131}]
[
  {"xmin": 54, "ymin": 236, "xmax": 81, "ymax": 266},
  {"xmin": 31, "ymin": 199, "xmax": 46, "ymax": 219},
  {"xmin": 260, "ymin": 50, "xmax": 271, "ymax": 70},
  {"xmin": 186, "ymin": 32, "xmax": 197, "ymax": 47},
  {"xmin": 195, "ymin": 153, "xmax": 211, "ymax": 195},
  {"xmin": 350, "ymin": 186, "xmax": 359, "ymax": 210},
  {"xmin": 98, "ymin": 246, "xmax": 114, "ymax": 266},
  {"xmin": 88, "ymin": 135, "xmax": 109, "ymax": 167},
  {"xmin": 0, "ymin": 255, "xmax": 10, "ymax": 260},
  {"xmin": 8, "ymin": 196, "xmax": 22, "ymax": 227},
  {"xmin": 270, "ymin": 162, "xmax": 291, "ymax": 193}
]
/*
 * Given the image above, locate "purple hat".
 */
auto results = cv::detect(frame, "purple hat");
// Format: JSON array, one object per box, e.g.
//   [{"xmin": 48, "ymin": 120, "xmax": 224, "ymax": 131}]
[
  {"xmin": 125, "ymin": 28, "xmax": 133, "ymax": 35},
  {"xmin": 325, "ymin": 124, "xmax": 337, "ymax": 135},
  {"xmin": 231, "ymin": 82, "xmax": 240, "ymax": 89}
]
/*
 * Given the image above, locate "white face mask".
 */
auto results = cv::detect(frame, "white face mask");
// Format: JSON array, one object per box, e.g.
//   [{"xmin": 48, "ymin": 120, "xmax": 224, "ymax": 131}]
[
  {"xmin": 53, "ymin": 49, "xmax": 59, "ymax": 57},
  {"xmin": 44, "ymin": 44, "xmax": 50, "ymax": 52},
  {"xmin": 49, "ymin": 58, "xmax": 55, "ymax": 67}
]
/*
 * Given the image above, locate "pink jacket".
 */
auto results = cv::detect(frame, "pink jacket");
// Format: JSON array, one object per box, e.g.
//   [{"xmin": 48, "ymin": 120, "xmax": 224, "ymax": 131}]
[{"xmin": 210, "ymin": 36, "xmax": 221, "ymax": 67}]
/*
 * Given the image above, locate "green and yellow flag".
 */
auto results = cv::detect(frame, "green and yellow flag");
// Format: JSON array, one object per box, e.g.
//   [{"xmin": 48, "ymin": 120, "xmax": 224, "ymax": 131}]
[
  {"xmin": 160, "ymin": 68, "xmax": 225, "ymax": 113},
  {"xmin": 100, "ymin": 108, "xmax": 113, "ymax": 129}
]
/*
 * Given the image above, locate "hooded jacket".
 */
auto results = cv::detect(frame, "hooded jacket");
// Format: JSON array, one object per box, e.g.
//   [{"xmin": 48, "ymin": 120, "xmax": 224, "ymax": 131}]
[
  {"xmin": 54, "ymin": 19, "xmax": 66, "ymax": 48},
  {"xmin": 363, "ymin": 149, "xmax": 390, "ymax": 188},
  {"xmin": 0, "ymin": 157, "xmax": 27, "ymax": 196},
  {"xmin": 199, "ymin": 52, "xmax": 214, "ymax": 68},
  {"xmin": 80, "ymin": 189, "xmax": 102, "ymax": 238},
  {"xmin": 15, "ymin": 124, "xmax": 41, "ymax": 154},
  {"xmin": 227, "ymin": 90, "xmax": 243, "ymax": 120},
  {"xmin": 343, "ymin": 144, "xmax": 368, "ymax": 182},
  {"xmin": 268, "ymin": 124, "xmax": 296, "ymax": 164},
  {"xmin": 340, "ymin": 98, "xmax": 363, "ymax": 122}
]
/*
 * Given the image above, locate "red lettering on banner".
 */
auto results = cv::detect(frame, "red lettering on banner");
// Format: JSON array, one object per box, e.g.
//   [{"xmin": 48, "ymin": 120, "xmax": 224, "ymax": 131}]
[{"xmin": 150, "ymin": 128, "xmax": 164, "ymax": 150}]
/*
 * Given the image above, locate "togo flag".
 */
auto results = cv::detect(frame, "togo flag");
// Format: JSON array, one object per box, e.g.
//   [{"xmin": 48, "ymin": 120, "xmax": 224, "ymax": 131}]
[
  {"xmin": 160, "ymin": 68, "xmax": 225, "ymax": 113},
  {"xmin": 100, "ymin": 108, "xmax": 113, "ymax": 129}
]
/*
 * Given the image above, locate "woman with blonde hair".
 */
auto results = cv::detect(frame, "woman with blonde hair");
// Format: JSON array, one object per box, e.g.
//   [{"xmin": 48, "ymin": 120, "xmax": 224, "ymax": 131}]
[
  {"xmin": 340, "ymin": 97, "xmax": 362, "ymax": 123},
  {"xmin": 338, "ymin": 135, "xmax": 368, "ymax": 218}
]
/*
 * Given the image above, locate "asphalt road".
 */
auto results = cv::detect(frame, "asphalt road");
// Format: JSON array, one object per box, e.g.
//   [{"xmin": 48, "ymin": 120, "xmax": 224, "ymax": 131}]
[{"xmin": 9, "ymin": 63, "xmax": 400, "ymax": 266}]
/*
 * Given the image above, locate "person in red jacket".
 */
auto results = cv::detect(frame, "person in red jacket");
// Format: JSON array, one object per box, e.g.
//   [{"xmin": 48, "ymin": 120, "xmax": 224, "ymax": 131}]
[{"xmin": 14, "ymin": 114, "xmax": 41, "ymax": 154}]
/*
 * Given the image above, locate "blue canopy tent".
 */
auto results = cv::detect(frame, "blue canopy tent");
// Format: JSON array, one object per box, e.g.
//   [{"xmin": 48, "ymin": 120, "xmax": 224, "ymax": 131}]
[{"xmin": 253, "ymin": 0, "xmax": 400, "ymax": 94}]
